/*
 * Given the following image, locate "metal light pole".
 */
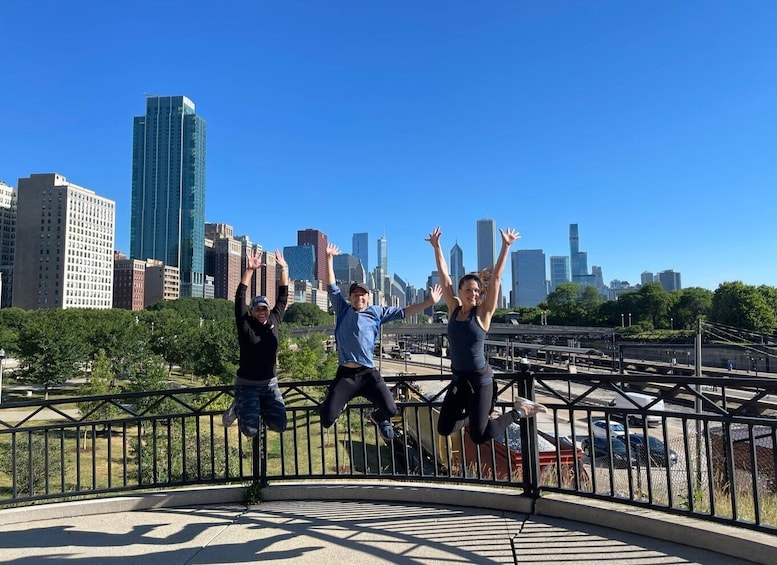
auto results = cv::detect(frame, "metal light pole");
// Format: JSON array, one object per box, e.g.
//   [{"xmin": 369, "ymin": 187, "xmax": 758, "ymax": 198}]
[{"xmin": 0, "ymin": 348, "xmax": 5, "ymax": 404}]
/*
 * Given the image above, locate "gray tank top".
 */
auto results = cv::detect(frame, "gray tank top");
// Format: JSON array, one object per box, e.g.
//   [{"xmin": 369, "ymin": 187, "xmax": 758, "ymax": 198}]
[{"xmin": 447, "ymin": 306, "xmax": 487, "ymax": 372}]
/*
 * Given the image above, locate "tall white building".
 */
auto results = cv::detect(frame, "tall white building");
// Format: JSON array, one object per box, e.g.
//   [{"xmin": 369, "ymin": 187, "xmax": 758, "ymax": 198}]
[{"xmin": 13, "ymin": 173, "xmax": 115, "ymax": 309}]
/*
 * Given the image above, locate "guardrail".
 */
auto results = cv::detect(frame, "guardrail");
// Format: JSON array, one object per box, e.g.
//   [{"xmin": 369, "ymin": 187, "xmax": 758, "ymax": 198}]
[{"xmin": 0, "ymin": 371, "xmax": 775, "ymax": 535}]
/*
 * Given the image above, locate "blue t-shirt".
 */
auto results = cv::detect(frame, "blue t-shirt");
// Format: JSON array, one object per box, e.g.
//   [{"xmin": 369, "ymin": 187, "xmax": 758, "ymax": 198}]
[{"xmin": 328, "ymin": 284, "xmax": 405, "ymax": 368}]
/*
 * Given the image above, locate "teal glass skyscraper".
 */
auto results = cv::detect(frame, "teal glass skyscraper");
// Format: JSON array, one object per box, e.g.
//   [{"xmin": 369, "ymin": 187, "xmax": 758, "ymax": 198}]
[{"xmin": 131, "ymin": 95, "xmax": 206, "ymax": 297}]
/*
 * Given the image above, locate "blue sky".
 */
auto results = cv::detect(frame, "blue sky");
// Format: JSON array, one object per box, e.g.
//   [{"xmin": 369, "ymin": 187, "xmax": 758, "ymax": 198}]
[{"xmin": 2, "ymin": 1, "xmax": 775, "ymax": 293}]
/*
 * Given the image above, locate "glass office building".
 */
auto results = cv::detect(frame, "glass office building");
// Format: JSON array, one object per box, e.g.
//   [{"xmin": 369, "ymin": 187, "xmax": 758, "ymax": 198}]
[{"xmin": 130, "ymin": 95, "xmax": 206, "ymax": 298}]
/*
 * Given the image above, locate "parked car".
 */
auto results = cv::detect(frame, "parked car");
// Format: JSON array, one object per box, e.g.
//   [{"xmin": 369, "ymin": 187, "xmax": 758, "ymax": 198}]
[
  {"xmin": 618, "ymin": 433, "xmax": 678, "ymax": 467},
  {"xmin": 581, "ymin": 436, "xmax": 637, "ymax": 468},
  {"xmin": 591, "ymin": 419, "xmax": 626, "ymax": 437},
  {"xmin": 609, "ymin": 392, "xmax": 665, "ymax": 427}
]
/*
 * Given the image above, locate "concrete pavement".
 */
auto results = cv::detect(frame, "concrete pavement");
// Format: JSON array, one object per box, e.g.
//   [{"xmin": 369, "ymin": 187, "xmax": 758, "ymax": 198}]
[{"xmin": 1, "ymin": 483, "xmax": 774, "ymax": 564}]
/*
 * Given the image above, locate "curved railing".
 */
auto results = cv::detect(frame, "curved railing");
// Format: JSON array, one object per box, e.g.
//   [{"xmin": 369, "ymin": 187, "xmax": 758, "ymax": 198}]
[{"xmin": 0, "ymin": 371, "xmax": 775, "ymax": 535}]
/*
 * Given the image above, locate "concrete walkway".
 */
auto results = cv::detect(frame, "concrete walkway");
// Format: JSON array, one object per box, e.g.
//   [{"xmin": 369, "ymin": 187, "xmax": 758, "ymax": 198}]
[{"xmin": 0, "ymin": 483, "xmax": 773, "ymax": 564}]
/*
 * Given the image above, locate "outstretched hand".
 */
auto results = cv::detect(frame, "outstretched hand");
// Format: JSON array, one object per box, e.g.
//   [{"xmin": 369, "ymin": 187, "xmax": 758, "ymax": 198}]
[
  {"xmin": 246, "ymin": 248, "xmax": 263, "ymax": 270},
  {"xmin": 428, "ymin": 284, "xmax": 443, "ymax": 304},
  {"xmin": 326, "ymin": 243, "xmax": 341, "ymax": 257},
  {"xmin": 499, "ymin": 227, "xmax": 520, "ymax": 247},
  {"xmin": 274, "ymin": 249, "xmax": 287, "ymax": 270},
  {"xmin": 425, "ymin": 227, "xmax": 442, "ymax": 248}
]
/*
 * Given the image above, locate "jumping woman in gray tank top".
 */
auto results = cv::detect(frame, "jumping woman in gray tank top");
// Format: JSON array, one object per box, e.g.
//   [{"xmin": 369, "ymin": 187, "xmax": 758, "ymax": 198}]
[{"xmin": 426, "ymin": 226, "xmax": 546, "ymax": 444}]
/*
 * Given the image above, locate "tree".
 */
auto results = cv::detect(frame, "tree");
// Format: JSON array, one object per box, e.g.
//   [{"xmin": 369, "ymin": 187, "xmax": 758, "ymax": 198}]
[
  {"xmin": 638, "ymin": 282, "xmax": 671, "ymax": 329},
  {"xmin": 546, "ymin": 283, "xmax": 586, "ymax": 326},
  {"xmin": 580, "ymin": 286, "xmax": 604, "ymax": 325},
  {"xmin": 188, "ymin": 319, "xmax": 238, "ymax": 384},
  {"xmin": 0, "ymin": 307, "xmax": 30, "ymax": 356},
  {"xmin": 77, "ymin": 349, "xmax": 121, "ymax": 430},
  {"xmin": 278, "ymin": 332, "xmax": 337, "ymax": 383},
  {"xmin": 283, "ymin": 302, "xmax": 332, "ymax": 327},
  {"xmin": 710, "ymin": 282, "xmax": 776, "ymax": 333},
  {"xmin": 670, "ymin": 287, "xmax": 712, "ymax": 330},
  {"xmin": 16, "ymin": 310, "xmax": 89, "ymax": 397}
]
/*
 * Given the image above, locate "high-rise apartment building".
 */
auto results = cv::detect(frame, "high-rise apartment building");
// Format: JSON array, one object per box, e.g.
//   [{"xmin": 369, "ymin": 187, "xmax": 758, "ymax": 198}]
[
  {"xmin": 641, "ymin": 271, "xmax": 655, "ymax": 285},
  {"xmin": 476, "ymin": 218, "xmax": 495, "ymax": 272},
  {"xmin": 145, "ymin": 259, "xmax": 180, "ymax": 306},
  {"xmin": 450, "ymin": 242, "xmax": 464, "ymax": 287},
  {"xmin": 13, "ymin": 173, "xmax": 115, "ymax": 309},
  {"xmin": 658, "ymin": 270, "xmax": 682, "ymax": 292},
  {"xmin": 236, "ymin": 236, "xmax": 262, "ymax": 298},
  {"xmin": 511, "ymin": 249, "xmax": 547, "ymax": 308},
  {"xmin": 130, "ymin": 95, "xmax": 206, "ymax": 298},
  {"xmin": 297, "ymin": 229, "xmax": 327, "ymax": 282},
  {"xmin": 0, "ymin": 181, "xmax": 16, "ymax": 309},
  {"xmin": 113, "ymin": 252, "xmax": 146, "ymax": 311},
  {"xmin": 258, "ymin": 250, "xmax": 280, "ymax": 306},
  {"xmin": 549, "ymin": 256, "xmax": 570, "ymax": 292},
  {"xmin": 204, "ymin": 222, "xmax": 242, "ymax": 301},
  {"xmin": 352, "ymin": 232, "xmax": 369, "ymax": 278}
]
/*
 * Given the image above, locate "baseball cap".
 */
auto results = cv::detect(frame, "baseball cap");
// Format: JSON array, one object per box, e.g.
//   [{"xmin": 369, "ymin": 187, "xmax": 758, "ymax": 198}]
[
  {"xmin": 349, "ymin": 282, "xmax": 370, "ymax": 294},
  {"xmin": 251, "ymin": 296, "xmax": 270, "ymax": 310}
]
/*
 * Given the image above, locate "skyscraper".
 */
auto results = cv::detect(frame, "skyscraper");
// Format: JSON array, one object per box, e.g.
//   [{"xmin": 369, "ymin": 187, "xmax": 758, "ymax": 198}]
[
  {"xmin": 297, "ymin": 228, "xmax": 327, "ymax": 282},
  {"xmin": 377, "ymin": 234, "xmax": 388, "ymax": 273},
  {"xmin": 352, "ymin": 232, "xmax": 369, "ymax": 276},
  {"xmin": 658, "ymin": 270, "xmax": 682, "ymax": 292},
  {"xmin": 13, "ymin": 173, "xmax": 115, "ymax": 309},
  {"xmin": 476, "ymin": 218, "xmax": 495, "ymax": 272},
  {"xmin": 549, "ymin": 256, "xmax": 570, "ymax": 292},
  {"xmin": 131, "ymin": 95, "xmax": 206, "ymax": 297},
  {"xmin": 283, "ymin": 245, "xmax": 316, "ymax": 282},
  {"xmin": 511, "ymin": 249, "xmax": 547, "ymax": 308},
  {"xmin": 569, "ymin": 223, "xmax": 582, "ymax": 279},
  {"xmin": 450, "ymin": 242, "xmax": 464, "ymax": 287}
]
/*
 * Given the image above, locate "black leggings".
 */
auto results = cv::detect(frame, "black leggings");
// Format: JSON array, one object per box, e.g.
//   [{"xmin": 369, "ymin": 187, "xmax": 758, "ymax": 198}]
[
  {"xmin": 437, "ymin": 371, "xmax": 514, "ymax": 444},
  {"xmin": 320, "ymin": 365, "xmax": 398, "ymax": 428}
]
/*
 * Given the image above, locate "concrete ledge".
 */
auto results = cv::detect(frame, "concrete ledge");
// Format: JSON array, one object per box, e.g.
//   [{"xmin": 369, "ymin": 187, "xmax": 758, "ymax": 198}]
[
  {"xmin": 2, "ymin": 482, "xmax": 774, "ymax": 564},
  {"xmin": 0, "ymin": 485, "xmax": 246, "ymax": 526},
  {"xmin": 260, "ymin": 480, "xmax": 535, "ymax": 514},
  {"xmin": 536, "ymin": 493, "xmax": 777, "ymax": 565}
]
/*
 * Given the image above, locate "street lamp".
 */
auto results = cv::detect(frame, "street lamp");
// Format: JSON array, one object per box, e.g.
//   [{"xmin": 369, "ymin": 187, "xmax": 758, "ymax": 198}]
[
  {"xmin": 670, "ymin": 317, "xmax": 673, "ymax": 331},
  {"xmin": 0, "ymin": 348, "xmax": 5, "ymax": 404}
]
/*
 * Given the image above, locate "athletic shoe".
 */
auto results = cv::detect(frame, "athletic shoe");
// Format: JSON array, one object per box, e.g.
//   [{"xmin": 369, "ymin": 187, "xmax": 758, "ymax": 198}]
[
  {"xmin": 369, "ymin": 410, "xmax": 395, "ymax": 441},
  {"xmin": 512, "ymin": 397, "xmax": 547, "ymax": 420},
  {"xmin": 222, "ymin": 402, "xmax": 237, "ymax": 427}
]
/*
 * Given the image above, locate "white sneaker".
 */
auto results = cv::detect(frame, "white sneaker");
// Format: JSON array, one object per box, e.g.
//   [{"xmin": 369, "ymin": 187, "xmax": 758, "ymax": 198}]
[
  {"xmin": 513, "ymin": 397, "xmax": 547, "ymax": 419},
  {"xmin": 222, "ymin": 402, "xmax": 237, "ymax": 427}
]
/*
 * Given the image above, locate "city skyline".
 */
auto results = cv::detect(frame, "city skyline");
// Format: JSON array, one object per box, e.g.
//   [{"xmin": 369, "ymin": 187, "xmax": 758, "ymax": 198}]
[{"xmin": 1, "ymin": 3, "xmax": 775, "ymax": 293}]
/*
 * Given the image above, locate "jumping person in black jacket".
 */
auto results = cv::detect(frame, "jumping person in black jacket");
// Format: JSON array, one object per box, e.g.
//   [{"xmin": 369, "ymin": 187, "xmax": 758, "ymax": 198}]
[{"xmin": 223, "ymin": 248, "xmax": 289, "ymax": 438}]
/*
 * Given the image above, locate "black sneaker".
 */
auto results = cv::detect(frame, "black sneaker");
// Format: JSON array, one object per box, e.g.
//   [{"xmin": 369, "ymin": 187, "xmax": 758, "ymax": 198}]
[{"xmin": 369, "ymin": 410, "xmax": 395, "ymax": 441}]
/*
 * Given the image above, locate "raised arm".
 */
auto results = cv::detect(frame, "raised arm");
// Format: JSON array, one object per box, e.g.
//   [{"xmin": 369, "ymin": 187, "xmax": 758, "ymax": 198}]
[
  {"xmin": 275, "ymin": 249, "xmax": 289, "ymax": 286},
  {"xmin": 241, "ymin": 247, "xmax": 262, "ymax": 286},
  {"xmin": 325, "ymin": 243, "xmax": 340, "ymax": 287},
  {"xmin": 479, "ymin": 227, "xmax": 520, "ymax": 327},
  {"xmin": 425, "ymin": 227, "xmax": 459, "ymax": 312}
]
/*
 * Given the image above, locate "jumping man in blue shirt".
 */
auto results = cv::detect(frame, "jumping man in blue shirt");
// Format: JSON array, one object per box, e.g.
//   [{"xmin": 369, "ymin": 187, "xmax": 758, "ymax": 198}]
[{"xmin": 320, "ymin": 243, "xmax": 442, "ymax": 441}]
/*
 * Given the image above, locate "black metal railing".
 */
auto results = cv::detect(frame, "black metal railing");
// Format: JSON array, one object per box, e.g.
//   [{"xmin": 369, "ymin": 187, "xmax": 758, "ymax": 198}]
[{"xmin": 0, "ymin": 371, "xmax": 775, "ymax": 535}]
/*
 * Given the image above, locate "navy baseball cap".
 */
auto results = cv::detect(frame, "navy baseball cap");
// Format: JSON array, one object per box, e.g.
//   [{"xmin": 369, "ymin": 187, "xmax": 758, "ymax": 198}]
[{"xmin": 251, "ymin": 296, "xmax": 270, "ymax": 310}]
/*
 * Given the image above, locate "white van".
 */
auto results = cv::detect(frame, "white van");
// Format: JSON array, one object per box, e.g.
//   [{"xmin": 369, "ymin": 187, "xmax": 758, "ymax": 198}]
[{"xmin": 609, "ymin": 392, "xmax": 665, "ymax": 427}]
